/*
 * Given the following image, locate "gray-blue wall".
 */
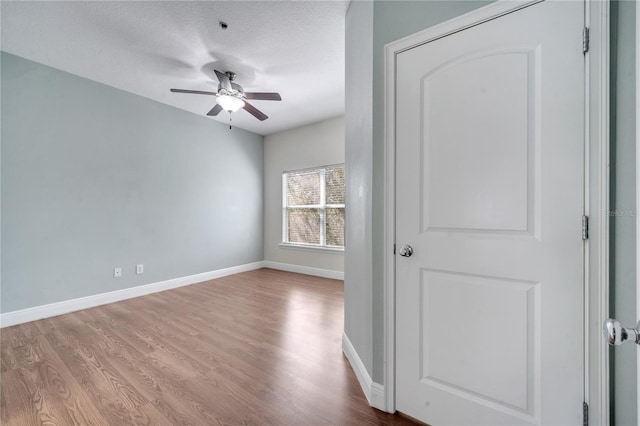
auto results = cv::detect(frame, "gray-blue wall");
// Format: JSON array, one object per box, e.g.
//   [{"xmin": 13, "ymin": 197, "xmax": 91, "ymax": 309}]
[
  {"xmin": 1, "ymin": 52, "xmax": 264, "ymax": 313},
  {"xmin": 345, "ymin": 0, "xmax": 374, "ymax": 378}
]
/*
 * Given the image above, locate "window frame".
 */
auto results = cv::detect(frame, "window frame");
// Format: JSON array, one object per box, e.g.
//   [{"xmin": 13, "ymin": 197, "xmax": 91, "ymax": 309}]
[{"xmin": 281, "ymin": 163, "xmax": 345, "ymax": 251}]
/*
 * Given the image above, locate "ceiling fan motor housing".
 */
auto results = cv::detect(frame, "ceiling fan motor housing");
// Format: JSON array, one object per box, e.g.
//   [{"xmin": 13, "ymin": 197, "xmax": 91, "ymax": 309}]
[{"xmin": 218, "ymin": 82, "xmax": 244, "ymax": 96}]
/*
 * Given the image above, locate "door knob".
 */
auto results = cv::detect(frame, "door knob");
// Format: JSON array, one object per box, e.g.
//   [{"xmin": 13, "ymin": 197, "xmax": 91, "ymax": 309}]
[
  {"xmin": 603, "ymin": 318, "xmax": 640, "ymax": 346},
  {"xmin": 398, "ymin": 244, "xmax": 413, "ymax": 257}
]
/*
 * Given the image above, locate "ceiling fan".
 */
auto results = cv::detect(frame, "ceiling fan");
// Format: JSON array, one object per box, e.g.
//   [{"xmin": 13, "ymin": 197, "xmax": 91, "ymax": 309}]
[{"xmin": 170, "ymin": 70, "xmax": 281, "ymax": 121}]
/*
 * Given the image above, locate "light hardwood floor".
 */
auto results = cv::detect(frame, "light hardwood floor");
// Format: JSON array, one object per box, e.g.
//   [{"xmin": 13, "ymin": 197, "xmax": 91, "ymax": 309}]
[{"xmin": 1, "ymin": 268, "xmax": 421, "ymax": 425}]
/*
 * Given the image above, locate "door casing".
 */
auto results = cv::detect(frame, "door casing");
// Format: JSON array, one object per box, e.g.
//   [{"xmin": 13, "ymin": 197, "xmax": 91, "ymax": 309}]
[
  {"xmin": 636, "ymin": 1, "xmax": 640, "ymax": 421},
  {"xmin": 382, "ymin": 1, "xmax": 611, "ymax": 424}
]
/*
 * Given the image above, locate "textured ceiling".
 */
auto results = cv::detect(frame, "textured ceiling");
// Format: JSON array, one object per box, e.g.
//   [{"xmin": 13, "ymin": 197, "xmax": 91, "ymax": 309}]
[{"xmin": 1, "ymin": 1, "xmax": 348, "ymax": 135}]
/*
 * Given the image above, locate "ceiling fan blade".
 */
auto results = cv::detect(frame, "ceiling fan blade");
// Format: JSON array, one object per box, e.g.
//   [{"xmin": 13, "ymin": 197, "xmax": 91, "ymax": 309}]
[
  {"xmin": 207, "ymin": 104, "xmax": 223, "ymax": 116},
  {"xmin": 243, "ymin": 101, "xmax": 268, "ymax": 121},
  {"xmin": 170, "ymin": 88, "xmax": 217, "ymax": 95},
  {"xmin": 244, "ymin": 92, "xmax": 282, "ymax": 101},
  {"xmin": 214, "ymin": 70, "xmax": 232, "ymax": 91}
]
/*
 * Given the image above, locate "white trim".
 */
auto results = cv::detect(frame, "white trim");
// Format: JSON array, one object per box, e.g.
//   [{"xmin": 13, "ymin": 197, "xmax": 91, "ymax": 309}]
[
  {"xmin": 321, "ymin": 167, "xmax": 327, "ymax": 246},
  {"xmin": 263, "ymin": 261, "xmax": 344, "ymax": 280},
  {"xmin": 636, "ymin": 0, "xmax": 640, "ymax": 422},
  {"xmin": 342, "ymin": 332, "xmax": 385, "ymax": 411},
  {"xmin": 342, "ymin": 332, "xmax": 373, "ymax": 404},
  {"xmin": 382, "ymin": 23, "xmax": 397, "ymax": 413},
  {"xmin": 383, "ymin": 0, "xmax": 610, "ymax": 420},
  {"xmin": 370, "ymin": 382, "xmax": 386, "ymax": 411},
  {"xmin": 0, "ymin": 261, "xmax": 266, "ymax": 328},
  {"xmin": 278, "ymin": 242, "xmax": 344, "ymax": 253},
  {"xmin": 586, "ymin": 1, "xmax": 610, "ymax": 424},
  {"xmin": 282, "ymin": 164, "xmax": 346, "ymax": 249},
  {"xmin": 382, "ymin": 0, "xmax": 540, "ymax": 56}
]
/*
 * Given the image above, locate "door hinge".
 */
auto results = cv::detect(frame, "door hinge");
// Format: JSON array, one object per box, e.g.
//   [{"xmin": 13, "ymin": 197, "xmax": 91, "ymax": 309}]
[
  {"xmin": 393, "ymin": 244, "xmax": 396, "ymax": 254},
  {"xmin": 583, "ymin": 401, "xmax": 589, "ymax": 426},
  {"xmin": 582, "ymin": 215, "xmax": 589, "ymax": 240},
  {"xmin": 583, "ymin": 27, "xmax": 590, "ymax": 54}
]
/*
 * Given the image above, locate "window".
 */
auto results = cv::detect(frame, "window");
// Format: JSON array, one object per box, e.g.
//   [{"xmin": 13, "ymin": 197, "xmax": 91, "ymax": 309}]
[{"xmin": 282, "ymin": 164, "xmax": 345, "ymax": 249}]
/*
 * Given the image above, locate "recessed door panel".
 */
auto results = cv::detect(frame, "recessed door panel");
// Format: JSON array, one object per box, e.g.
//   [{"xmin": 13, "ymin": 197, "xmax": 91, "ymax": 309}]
[
  {"xmin": 422, "ymin": 51, "xmax": 537, "ymax": 234},
  {"xmin": 420, "ymin": 269, "xmax": 536, "ymax": 414}
]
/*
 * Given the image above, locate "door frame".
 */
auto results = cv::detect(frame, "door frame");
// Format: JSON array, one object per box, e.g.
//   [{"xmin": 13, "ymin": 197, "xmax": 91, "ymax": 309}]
[
  {"xmin": 636, "ymin": 1, "xmax": 640, "ymax": 421},
  {"xmin": 382, "ymin": 1, "xmax": 611, "ymax": 424}
]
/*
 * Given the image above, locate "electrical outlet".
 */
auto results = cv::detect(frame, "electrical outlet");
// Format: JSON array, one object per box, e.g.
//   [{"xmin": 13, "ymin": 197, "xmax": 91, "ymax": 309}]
[
  {"xmin": 136, "ymin": 264, "xmax": 144, "ymax": 275},
  {"xmin": 114, "ymin": 267, "xmax": 122, "ymax": 278}
]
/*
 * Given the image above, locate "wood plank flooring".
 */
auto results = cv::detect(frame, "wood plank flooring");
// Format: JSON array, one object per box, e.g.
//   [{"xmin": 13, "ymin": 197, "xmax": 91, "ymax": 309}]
[{"xmin": 1, "ymin": 268, "xmax": 421, "ymax": 425}]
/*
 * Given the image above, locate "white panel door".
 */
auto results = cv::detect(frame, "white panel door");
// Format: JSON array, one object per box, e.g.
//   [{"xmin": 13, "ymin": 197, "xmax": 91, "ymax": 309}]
[{"xmin": 395, "ymin": 2, "xmax": 585, "ymax": 425}]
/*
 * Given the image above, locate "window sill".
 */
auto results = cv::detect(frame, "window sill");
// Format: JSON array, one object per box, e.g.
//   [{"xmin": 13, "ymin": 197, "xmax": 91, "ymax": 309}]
[{"xmin": 279, "ymin": 243, "xmax": 345, "ymax": 254}]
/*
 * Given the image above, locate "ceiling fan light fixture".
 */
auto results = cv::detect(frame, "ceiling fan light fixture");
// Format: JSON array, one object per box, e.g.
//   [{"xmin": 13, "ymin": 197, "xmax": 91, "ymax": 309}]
[{"xmin": 216, "ymin": 94, "xmax": 245, "ymax": 112}]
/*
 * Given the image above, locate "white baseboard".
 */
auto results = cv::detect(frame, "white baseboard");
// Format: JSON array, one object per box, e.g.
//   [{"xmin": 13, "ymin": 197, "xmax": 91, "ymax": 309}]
[
  {"xmin": 263, "ymin": 261, "xmax": 344, "ymax": 280},
  {"xmin": 0, "ymin": 261, "xmax": 266, "ymax": 328},
  {"xmin": 370, "ymin": 382, "xmax": 386, "ymax": 411},
  {"xmin": 342, "ymin": 332, "xmax": 387, "ymax": 412}
]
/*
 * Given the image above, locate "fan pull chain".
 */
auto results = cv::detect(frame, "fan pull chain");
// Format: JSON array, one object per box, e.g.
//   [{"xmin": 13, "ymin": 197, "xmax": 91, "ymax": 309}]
[{"xmin": 229, "ymin": 113, "xmax": 232, "ymax": 130}]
